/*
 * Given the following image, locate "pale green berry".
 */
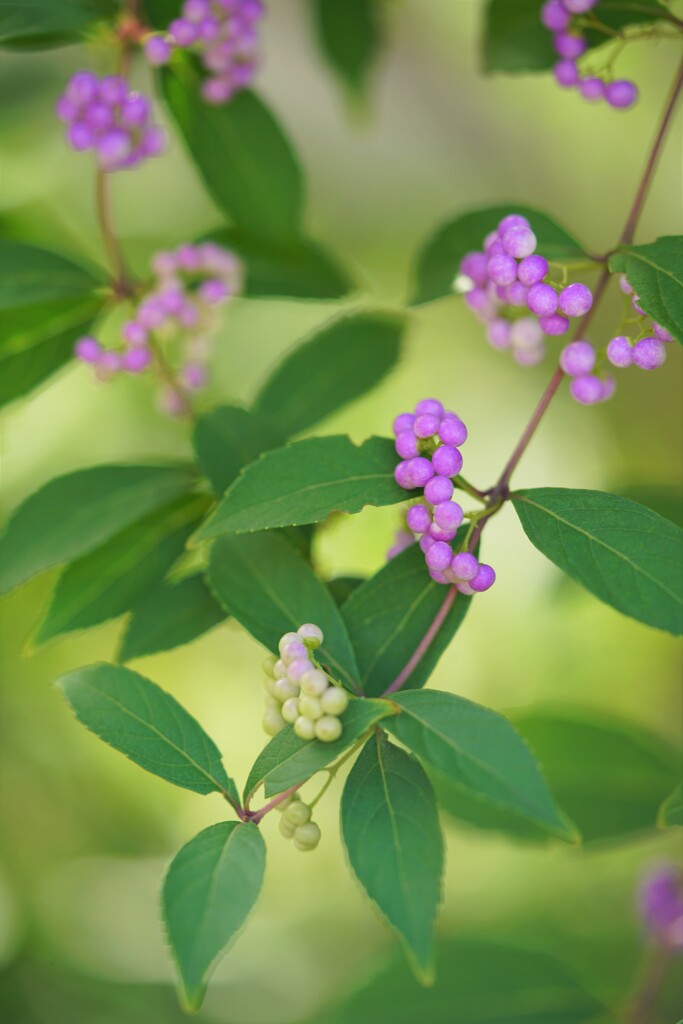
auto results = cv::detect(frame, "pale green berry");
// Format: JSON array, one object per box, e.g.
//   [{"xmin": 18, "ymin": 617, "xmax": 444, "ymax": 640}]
[
  {"xmin": 262, "ymin": 654, "xmax": 278, "ymax": 678},
  {"xmin": 320, "ymin": 686, "xmax": 348, "ymax": 716},
  {"xmin": 264, "ymin": 693, "xmax": 280, "ymax": 710},
  {"xmin": 294, "ymin": 716, "xmax": 316, "ymax": 741},
  {"xmin": 262, "ymin": 708, "xmax": 285, "ymax": 736},
  {"xmin": 299, "ymin": 695, "xmax": 323, "ymax": 721},
  {"xmin": 274, "ymin": 658, "xmax": 287, "ymax": 677},
  {"xmin": 281, "ymin": 696, "xmax": 300, "ymax": 724},
  {"xmin": 278, "ymin": 632, "xmax": 299, "ymax": 654},
  {"xmin": 279, "ymin": 815, "xmax": 297, "ymax": 839},
  {"xmin": 315, "ymin": 715, "xmax": 342, "ymax": 742},
  {"xmin": 297, "ymin": 623, "xmax": 323, "ymax": 649},
  {"xmin": 276, "ymin": 792, "xmax": 297, "ymax": 812},
  {"xmin": 273, "ymin": 677, "xmax": 298, "ymax": 702},
  {"xmin": 293, "ymin": 822, "xmax": 321, "ymax": 851},
  {"xmin": 300, "ymin": 668, "xmax": 328, "ymax": 698},
  {"xmin": 284, "ymin": 801, "xmax": 311, "ymax": 827}
]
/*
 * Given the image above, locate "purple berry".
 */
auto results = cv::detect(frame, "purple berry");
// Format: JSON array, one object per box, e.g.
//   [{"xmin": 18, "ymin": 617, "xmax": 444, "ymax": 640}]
[
  {"xmin": 570, "ymin": 375, "xmax": 603, "ymax": 405},
  {"xmin": 487, "ymin": 253, "xmax": 518, "ymax": 287},
  {"xmin": 502, "ymin": 225, "xmax": 537, "ymax": 259},
  {"xmin": 541, "ymin": 0, "xmax": 571, "ymax": 31},
  {"xmin": 433, "ymin": 501, "xmax": 464, "ymax": 531},
  {"xmin": 450, "ymin": 552, "xmax": 479, "ymax": 582},
  {"xmin": 395, "ymin": 430, "xmax": 420, "ymax": 459},
  {"xmin": 120, "ymin": 94, "xmax": 151, "ymax": 127},
  {"xmin": 393, "ymin": 412, "xmax": 414, "ymax": 435},
  {"xmin": 67, "ymin": 122, "xmax": 95, "ymax": 151},
  {"xmin": 639, "ymin": 868, "xmax": 683, "ymax": 949},
  {"xmin": 632, "ymin": 295, "xmax": 645, "ymax": 315},
  {"xmin": 140, "ymin": 124, "xmax": 165, "ymax": 157},
  {"xmin": 199, "ymin": 278, "xmax": 229, "ymax": 304},
  {"xmin": 84, "ymin": 101, "xmax": 115, "ymax": 132},
  {"xmin": 465, "ymin": 287, "xmax": 496, "ymax": 320},
  {"xmin": 415, "ymin": 398, "xmax": 444, "ymax": 417},
  {"xmin": 554, "ymin": 59, "xmax": 580, "ymax": 87},
  {"xmin": 97, "ymin": 129, "xmax": 132, "ymax": 171},
  {"xmin": 394, "ymin": 461, "xmax": 415, "ymax": 490},
  {"xmin": 414, "ymin": 413, "xmax": 441, "ymax": 439},
  {"xmin": 553, "ymin": 32, "xmax": 587, "ymax": 60},
  {"xmin": 98, "ymin": 350, "xmax": 122, "ymax": 374},
  {"xmin": 599, "ymin": 375, "xmax": 616, "ymax": 402},
  {"xmin": 202, "ymin": 76, "xmax": 234, "ymax": 105},
  {"xmin": 406, "ymin": 504, "xmax": 431, "ymax": 534},
  {"xmin": 419, "ymin": 534, "xmax": 435, "ymax": 554},
  {"xmin": 632, "ymin": 337, "xmax": 666, "ymax": 370},
  {"xmin": 470, "ymin": 563, "xmax": 496, "ymax": 592},
  {"xmin": 539, "ymin": 314, "xmax": 570, "ymax": 335},
  {"xmin": 170, "ymin": 18, "xmax": 199, "ymax": 45},
  {"xmin": 145, "ymin": 35, "xmax": 172, "ymax": 65},
  {"xmin": 98, "ymin": 75, "xmax": 128, "ymax": 106},
  {"xmin": 431, "ymin": 445, "xmax": 463, "ymax": 478},
  {"xmin": 456, "ymin": 581, "xmax": 475, "ymax": 595},
  {"xmin": 439, "ymin": 415, "xmax": 468, "ymax": 447},
  {"xmin": 652, "ymin": 322, "xmax": 674, "ymax": 343},
  {"xmin": 517, "ymin": 255, "xmax": 549, "ymax": 287},
  {"xmin": 182, "ymin": 362, "xmax": 207, "ymax": 390},
  {"xmin": 424, "ymin": 475, "xmax": 454, "ymax": 505},
  {"xmin": 619, "ymin": 274, "xmax": 633, "ymax": 296},
  {"xmin": 497, "ymin": 214, "xmax": 529, "ymax": 236},
  {"xmin": 505, "ymin": 281, "xmax": 529, "ymax": 307},
  {"xmin": 605, "ymin": 79, "xmax": 638, "ymax": 109},
  {"xmin": 559, "ymin": 340, "xmax": 596, "ymax": 376},
  {"xmin": 428, "ymin": 569, "xmax": 449, "ymax": 584},
  {"xmin": 75, "ymin": 336, "xmax": 102, "ymax": 362},
  {"xmin": 406, "ymin": 457, "xmax": 435, "ymax": 487},
  {"xmin": 579, "ymin": 77, "xmax": 605, "ymax": 101},
  {"xmin": 429, "ymin": 522, "xmax": 457, "ymax": 543},
  {"xmin": 514, "ymin": 345, "xmax": 545, "ymax": 367},
  {"xmin": 606, "ymin": 335, "xmax": 633, "ymax": 368},
  {"xmin": 65, "ymin": 71, "xmax": 99, "ymax": 107},
  {"xmin": 563, "ymin": 0, "xmax": 598, "ymax": 12},
  {"xmin": 426, "ymin": 541, "xmax": 452, "ymax": 572},
  {"xmin": 122, "ymin": 347, "xmax": 152, "ymax": 372},
  {"xmin": 487, "ymin": 319, "xmax": 512, "ymax": 350},
  {"xmin": 510, "ymin": 317, "xmax": 544, "ymax": 350},
  {"xmin": 184, "ymin": 0, "xmax": 211, "ymax": 19},
  {"xmin": 527, "ymin": 282, "xmax": 559, "ymax": 317},
  {"xmin": 137, "ymin": 298, "xmax": 167, "ymax": 329},
  {"xmin": 122, "ymin": 321, "xmax": 147, "ymax": 346},
  {"xmin": 459, "ymin": 252, "xmax": 489, "ymax": 287}
]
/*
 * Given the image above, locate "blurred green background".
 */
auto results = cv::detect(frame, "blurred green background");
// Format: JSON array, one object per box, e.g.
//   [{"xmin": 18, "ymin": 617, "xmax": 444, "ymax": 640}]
[{"xmin": 1, "ymin": 1, "xmax": 682, "ymax": 1021}]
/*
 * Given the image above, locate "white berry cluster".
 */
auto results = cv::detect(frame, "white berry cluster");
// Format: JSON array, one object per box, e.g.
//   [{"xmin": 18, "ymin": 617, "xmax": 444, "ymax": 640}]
[
  {"xmin": 261, "ymin": 624, "xmax": 349, "ymax": 743},
  {"xmin": 276, "ymin": 793, "xmax": 321, "ymax": 852}
]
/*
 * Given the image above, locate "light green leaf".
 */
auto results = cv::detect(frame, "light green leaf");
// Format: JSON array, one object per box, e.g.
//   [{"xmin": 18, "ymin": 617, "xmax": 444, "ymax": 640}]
[
  {"xmin": 385, "ymin": 690, "xmax": 577, "ymax": 842},
  {"xmin": 310, "ymin": 0, "xmax": 383, "ymax": 96},
  {"xmin": 118, "ymin": 573, "xmax": 226, "ymax": 662},
  {"xmin": 0, "ymin": 464, "xmax": 195, "ymax": 596},
  {"xmin": 163, "ymin": 821, "xmax": 265, "ymax": 1011},
  {"xmin": 659, "ymin": 781, "xmax": 683, "ymax": 828},
  {"xmin": 610, "ymin": 237, "xmax": 682, "ymax": 344},
  {"xmin": 57, "ymin": 663, "xmax": 238, "ymax": 802},
  {"xmin": 196, "ymin": 436, "xmax": 404, "ymax": 541},
  {"xmin": 0, "ymin": 0, "xmax": 117, "ymax": 48},
  {"xmin": 512, "ymin": 487, "xmax": 683, "ymax": 635},
  {"xmin": 244, "ymin": 697, "xmax": 396, "ymax": 800},
  {"xmin": 208, "ymin": 532, "xmax": 359, "ymax": 690},
  {"xmin": 252, "ymin": 311, "xmax": 405, "ymax": 436},
  {"xmin": 192, "ymin": 404, "xmax": 286, "ymax": 496},
  {"xmin": 341, "ymin": 733, "xmax": 443, "ymax": 982}
]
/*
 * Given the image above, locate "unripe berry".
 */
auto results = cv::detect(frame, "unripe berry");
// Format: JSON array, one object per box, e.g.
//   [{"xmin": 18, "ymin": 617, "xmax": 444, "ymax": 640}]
[
  {"xmin": 298, "ymin": 622, "xmax": 323, "ymax": 647},
  {"xmin": 315, "ymin": 715, "xmax": 343, "ymax": 742},
  {"xmin": 320, "ymin": 686, "xmax": 349, "ymax": 716},
  {"xmin": 281, "ymin": 697, "xmax": 300, "ymax": 724},
  {"xmin": 281, "ymin": 640, "xmax": 308, "ymax": 664},
  {"xmin": 299, "ymin": 696, "xmax": 323, "ymax": 721},
  {"xmin": 262, "ymin": 655, "xmax": 278, "ymax": 677},
  {"xmin": 278, "ymin": 632, "xmax": 299, "ymax": 653},
  {"xmin": 273, "ymin": 677, "xmax": 298, "ymax": 702},
  {"xmin": 263, "ymin": 708, "xmax": 285, "ymax": 736},
  {"xmin": 284, "ymin": 801, "xmax": 311, "ymax": 826},
  {"xmin": 294, "ymin": 716, "xmax": 316, "ymax": 741},
  {"xmin": 286, "ymin": 657, "xmax": 314, "ymax": 682},
  {"xmin": 293, "ymin": 822, "xmax": 321, "ymax": 851},
  {"xmin": 275, "ymin": 792, "xmax": 296, "ymax": 812},
  {"xmin": 300, "ymin": 669, "xmax": 328, "ymax": 698},
  {"xmin": 279, "ymin": 815, "xmax": 297, "ymax": 839},
  {"xmin": 273, "ymin": 658, "xmax": 286, "ymax": 678}
]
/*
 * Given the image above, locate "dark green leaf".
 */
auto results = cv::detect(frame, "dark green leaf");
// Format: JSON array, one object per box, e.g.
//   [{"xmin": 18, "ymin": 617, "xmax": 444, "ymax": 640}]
[
  {"xmin": 659, "ymin": 782, "xmax": 683, "ymax": 828},
  {"xmin": 610, "ymin": 237, "xmax": 682, "ymax": 344},
  {"xmin": 118, "ymin": 572, "xmax": 226, "ymax": 662},
  {"xmin": 161, "ymin": 59, "xmax": 304, "ymax": 244},
  {"xmin": 341, "ymin": 543, "xmax": 473, "ymax": 697},
  {"xmin": 253, "ymin": 311, "xmax": 404, "ymax": 435},
  {"xmin": 57, "ymin": 663, "xmax": 238, "ymax": 802},
  {"xmin": 385, "ymin": 690, "xmax": 576, "ymax": 841},
  {"xmin": 142, "ymin": 0, "xmax": 182, "ymax": 30},
  {"xmin": 323, "ymin": 935, "xmax": 606, "ymax": 1024},
  {"xmin": 341, "ymin": 733, "xmax": 443, "ymax": 982},
  {"xmin": 195, "ymin": 435, "xmax": 404, "ymax": 541},
  {"xmin": 192, "ymin": 404, "xmax": 286, "ymax": 496},
  {"xmin": 310, "ymin": 0, "xmax": 383, "ymax": 95},
  {"xmin": 412, "ymin": 204, "xmax": 586, "ymax": 305},
  {"xmin": 244, "ymin": 697, "xmax": 396, "ymax": 800},
  {"xmin": 512, "ymin": 487, "xmax": 683, "ymax": 635},
  {"xmin": 208, "ymin": 532, "xmax": 360, "ymax": 689},
  {"xmin": 0, "ymin": 239, "xmax": 102, "ymax": 307},
  {"xmin": 163, "ymin": 821, "xmax": 265, "ymax": 1011},
  {"xmin": 0, "ymin": 0, "xmax": 117, "ymax": 49},
  {"xmin": 205, "ymin": 226, "xmax": 354, "ymax": 299},
  {"xmin": 0, "ymin": 464, "xmax": 195, "ymax": 596},
  {"xmin": 34, "ymin": 495, "xmax": 209, "ymax": 645},
  {"xmin": 328, "ymin": 575, "xmax": 366, "ymax": 606}
]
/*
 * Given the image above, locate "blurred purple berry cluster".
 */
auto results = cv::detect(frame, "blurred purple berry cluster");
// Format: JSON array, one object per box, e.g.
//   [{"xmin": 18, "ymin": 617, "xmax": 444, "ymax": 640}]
[
  {"xmin": 391, "ymin": 399, "xmax": 495, "ymax": 592},
  {"xmin": 75, "ymin": 242, "xmax": 242, "ymax": 413},
  {"xmin": 144, "ymin": 0, "xmax": 264, "ymax": 105},
  {"xmin": 541, "ymin": 0, "xmax": 638, "ymax": 108},
  {"xmin": 639, "ymin": 866, "xmax": 683, "ymax": 950},
  {"xmin": 56, "ymin": 72, "xmax": 165, "ymax": 172}
]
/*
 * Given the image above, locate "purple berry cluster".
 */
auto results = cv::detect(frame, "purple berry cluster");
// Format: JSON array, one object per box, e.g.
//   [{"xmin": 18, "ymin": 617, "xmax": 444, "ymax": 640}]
[
  {"xmin": 541, "ymin": 1, "xmax": 638, "ymax": 108},
  {"xmin": 56, "ymin": 72, "xmax": 165, "ymax": 172},
  {"xmin": 75, "ymin": 241, "xmax": 242, "ymax": 412},
  {"xmin": 392, "ymin": 399, "xmax": 495, "ymax": 593},
  {"xmin": 459, "ymin": 213, "xmax": 593, "ymax": 366},
  {"xmin": 639, "ymin": 866, "xmax": 683, "ymax": 950},
  {"xmin": 144, "ymin": 0, "xmax": 264, "ymax": 105}
]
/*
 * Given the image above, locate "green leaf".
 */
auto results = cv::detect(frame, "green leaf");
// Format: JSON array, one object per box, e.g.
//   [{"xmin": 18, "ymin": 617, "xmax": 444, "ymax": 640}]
[
  {"xmin": 0, "ymin": 0, "xmax": 116, "ymax": 49},
  {"xmin": 341, "ymin": 733, "xmax": 443, "ymax": 982},
  {"xmin": 193, "ymin": 404, "xmax": 286, "ymax": 496},
  {"xmin": 412, "ymin": 204, "xmax": 586, "ymax": 305},
  {"xmin": 310, "ymin": 0, "xmax": 383, "ymax": 96},
  {"xmin": 0, "ymin": 239, "xmax": 102, "ymax": 307},
  {"xmin": 610, "ymin": 237, "xmax": 682, "ymax": 344},
  {"xmin": 0, "ymin": 464, "xmax": 195, "ymax": 596},
  {"xmin": 142, "ymin": 0, "xmax": 182, "ymax": 30},
  {"xmin": 244, "ymin": 697, "xmax": 396, "ymax": 800},
  {"xmin": 659, "ymin": 781, "xmax": 683, "ymax": 828},
  {"xmin": 253, "ymin": 311, "xmax": 404, "ymax": 436},
  {"xmin": 161, "ymin": 59, "xmax": 304, "ymax": 244},
  {"xmin": 328, "ymin": 575, "xmax": 366, "ymax": 606},
  {"xmin": 385, "ymin": 690, "xmax": 576, "ymax": 842},
  {"xmin": 34, "ymin": 494, "xmax": 209, "ymax": 645},
  {"xmin": 57, "ymin": 663, "xmax": 238, "ymax": 802},
  {"xmin": 341, "ymin": 543, "xmax": 473, "ymax": 697},
  {"xmin": 163, "ymin": 821, "xmax": 265, "ymax": 1011},
  {"xmin": 322, "ymin": 935, "xmax": 606, "ymax": 1024},
  {"xmin": 196, "ymin": 435, "xmax": 404, "ymax": 541},
  {"xmin": 205, "ymin": 227, "xmax": 354, "ymax": 300},
  {"xmin": 512, "ymin": 487, "xmax": 683, "ymax": 635},
  {"xmin": 208, "ymin": 532, "xmax": 359, "ymax": 689},
  {"xmin": 118, "ymin": 572, "xmax": 226, "ymax": 662}
]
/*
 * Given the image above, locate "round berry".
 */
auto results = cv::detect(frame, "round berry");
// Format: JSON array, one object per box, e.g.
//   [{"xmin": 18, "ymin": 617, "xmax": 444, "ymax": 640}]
[
  {"xmin": 414, "ymin": 413, "xmax": 441, "ymax": 439},
  {"xmin": 424, "ymin": 475, "xmax": 454, "ymax": 505},
  {"xmin": 263, "ymin": 708, "xmax": 285, "ymax": 736},
  {"xmin": 558, "ymin": 283, "xmax": 593, "ymax": 318},
  {"xmin": 606, "ymin": 335, "xmax": 633, "ymax": 368},
  {"xmin": 281, "ymin": 640, "xmax": 308, "ymax": 664},
  {"xmin": 406, "ymin": 457, "xmax": 435, "ymax": 488},
  {"xmin": 459, "ymin": 252, "xmax": 489, "ymax": 287},
  {"xmin": 425, "ymin": 541, "xmax": 454, "ymax": 572},
  {"xmin": 632, "ymin": 337, "xmax": 666, "ymax": 370},
  {"xmin": 502, "ymin": 226, "xmax": 537, "ymax": 259},
  {"xmin": 619, "ymin": 274, "xmax": 633, "ymax": 296},
  {"xmin": 65, "ymin": 70, "xmax": 99, "ymax": 107},
  {"xmin": 541, "ymin": 0, "xmax": 571, "ymax": 31},
  {"xmin": 652, "ymin": 323, "xmax": 674, "ymax": 343},
  {"xmin": 554, "ymin": 59, "xmax": 580, "ymax": 87},
  {"xmin": 487, "ymin": 253, "xmax": 518, "ymax": 287},
  {"xmin": 394, "ymin": 461, "xmax": 415, "ymax": 490},
  {"xmin": 559, "ymin": 340, "xmax": 596, "ymax": 376},
  {"xmin": 514, "ymin": 345, "xmax": 545, "ymax": 367},
  {"xmin": 433, "ymin": 501, "xmax": 464, "ymax": 531},
  {"xmin": 450, "ymin": 552, "xmax": 479, "ymax": 582},
  {"xmin": 517, "ymin": 255, "xmax": 549, "ymax": 288},
  {"xmin": 469, "ymin": 563, "xmax": 496, "ymax": 592},
  {"xmin": 294, "ymin": 716, "xmax": 316, "ymax": 741},
  {"xmin": 497, "ymin": 214, "xmax": 529, "ymax": 235},
  {"xmin": 262, "ymin": 654, "xmax": 278, "ymax": 677},
  {"xmin": 273, "ymin": 677, "xmax": 298, "ymax": 702},
  {"xmin": 505, "ymin": 281, "xmax": 529, "ymax": 307},
  {"xmin": 527, "ymin": 283, "xmax": 559, "ymax": 318},
  {"xmin": 431, "ymin": 445, "xmax": 463, "ymax": 478},
  {"xmin": 395, "ymin": 430, "xmax": 420, "ymax": 459},
  {"xmin": 279, "ymin": 815, "xmax": 296, "ymax": 839},
  {"xmin": 75, "ymin": 336, "xmax": 101, "ymax": 363},
  {"xmin": 438, "ymin": 415, "xmax": 468, "ymax": 447},
  {"xmin": 510, "ymin": 317, "xmax": 543, "ymax": 350},
  {"xmin": 315, "ymin": 715, "xmax": 343, "ymax": 743},
  {"xmin": 465, "ymin": 287, "xmax": 496, "ymax": 320},
  {"xmin": 144, "ymin": 35, "xmax": 172, "ymax": 65},
  {"xmin": 98, "ymin": 75, "xmax": 128, "ymax": 106},
  {"xmin": 287, "ymin": 658, "xmax": 314, "ymax": 683},
  {"xmin": 169, "ymin": 17, "xmax": 198, "ymax": 45},
  {"xmin": 419, "ymin": 534, "xmax": 435, "ymax": 554},
  {"xmin": 299, "ymin": 695, "xmax": 323, "ymax": 721},
  {"xmin": 539, "ymin": 314, "xmax": 570, "ymax": 336},
  {"xmin": 284, "ymin": 801, "xmax": 311, "ymax": 827},
  {"xmin": 281, "ymin": 697, "xmax": 300, "ymax": 724},
  {"xmin": 579, "ymin": 77, "xmax": 605, "ymax": 101},
  {"xmin": 487, "ymin": 319, "xmax": 512, "ymax": 350},
  {"xmin": 429, "ymin": 522, "xmax": 457, "ymax": 543},
  {"xmin": 570, "ymin": 374, "xmax": 604, "ymax": 405},
  {"xmin": 415, "ymin": 398, "xmax": 444, "ymax": 417},
  {"xmin": 600, "ymin": 375, "xmax": 616, "ymax": 402},
  {"xmin": 406, "ymin": 504, "xmax": 432, "ymax": 534},
  {"xmin": 605, "ymin": 79, "xmax": 638, "ymax": 109},
  {"xmin": 563, "ymin": 0, "xmax": 598, "ymax": 11},
  {"xmin": 393, "ymin": 412, "xmax": 414, "ymax": 435},
  {"xmin": 298, "ymin": 623, "xmax": 323, "ymax": 647},
  {"xmin": 275, "ymin": 792, "xmax": 296, "ymax": 812},
  {"xmin": 122, "ymin": 348, "xmax": 151, "ymax": 373},
  {"xmin": 456, "ymin": 582, "xmax": 475, "ymax": 595},
  {"xmin": 300, "ymin": 669, "xmax": 328, "ymax": 698},
  {"xmin": 293, "ymin": 822, "xmax": 321, "ymax": 851},
  {"xmin": 553, "ymin": 32, "xmax": 587, "ymax": 60},
  {"xmin": 320, "ymin": 687, "xmax": 349, "ymax": 716}
]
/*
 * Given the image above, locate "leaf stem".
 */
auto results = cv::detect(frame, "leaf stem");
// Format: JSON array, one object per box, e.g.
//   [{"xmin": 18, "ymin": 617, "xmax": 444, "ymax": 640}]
[
  {"xmin": 382, "ymin": 586, "xmax": 457, "ymax": 696},
  {"xmin": 624, "ymin": 943, "xmax": 673, "ymax": 1024}
]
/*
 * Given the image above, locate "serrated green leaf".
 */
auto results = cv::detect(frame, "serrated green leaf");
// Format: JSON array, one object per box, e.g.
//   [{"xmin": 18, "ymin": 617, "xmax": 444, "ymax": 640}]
[
  {"xmin": 609, "ymin": 237, "xmax": 682, "ymax": 344},
  {"xmin": 161, "ymin": 59, "xmax": 304, "ymax": 244},
  {"xmin": 0, "ymin": 0, "xmax": 117, "ymax": 48},
  {"xmin": 512, "ymin": 487, "xmax": 683, "ymax": 635},
  {"xmin": 341, "ymin": 542, "xmax": 473, "ymax": 697},
  {"xmin": 205, "ymin": 226, "xmax": 354, "ymax": 299},
  {"xmin": 34, "ymin": 494, "xmax": 209, "ymax": 645},
  {"xmin": 163, "ymin": 821, "xmax": 265, "ymax": 1011},
  {"xmin": 411, "ymin": 204, "xmax": 586, "ymax": 305},
  {"xmin": 245, "ymin": 697, "xmax": 396, "ymax": 800},
  {"xmin": 208, "ymin": 532, "xmax": 359, "ymax": 689},
  {"xmin": 57, "ymin": 663, "xmax": 238, "ymax": 802},
  {"xmin": 341, "ymin": 733, "xmax": 443, "ymax": 982},
  {"xmin": 310, "ymin": 0, "xmax": 383, "ymax": 96},
  {"xmin": 385, "ymin": 690, "xmax": 576, "ymax": 841},
  {"xmin": 118, "ymin": 572, "xmax": 226, "ymax": 662},
  {"xmin": 196, "ymin": 435, "xmax": 404, "ymax": 541},
  {"xmin": 252, "ymin": 311, "xmax": 404, "ymax": 436},
  {"xmin": 659, "ymin": 781, "xmax": 683, "ymax": 828},
  {"xmin": 192, "ymin": 404, "xmax": 286, "ymax": 496},
  {"xmin": 0, "ymin": 464, "xmax": 195, "ymax": 596}
]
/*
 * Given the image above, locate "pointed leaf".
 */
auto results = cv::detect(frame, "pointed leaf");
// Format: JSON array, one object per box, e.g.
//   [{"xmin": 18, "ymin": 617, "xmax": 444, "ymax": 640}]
[
  {"xmin": 0, "ymin": 0, "xmax": 117, "ymax": 48},
  {"xmin": 253, "ymin": 311, "xmax": 404, "ymax": 436},
  {"xmin": 118, "ymin": 573, "xmax": 226, "ymax": 662},
  {"xmin": 245, "ymin": 697, "xmax": 396, "ymax": 800},
  {"xmin": 659, "ymin": 782, "xmax": 683, "ymax": 828},
  {"xmin": 341, "ymin": 733, "xmax": 443, "ymax": 981},
  {"xmin": 341, "ymin": 543, "xmax": 473, "ymax": 697},
  {"xmin": 512, "ymin": 488, "xmax": 683, "ymax": 635},
  {"xmin": 328, "ymin": 575, "xmax": 366, "ymax": 607},
  {"xmin": 0, "ymin": 239, "xmax": 102, "ymax": 306},
  {"xmin": 385, "ymin": 690, "xmax": 576, "ymax": 841},
  {"xmin": 192, "ymin": 404, "xmax": 286, "ymax": 496},
  {"xmin": 0, "ymin": 463, "xmax": 195, "ymax": 596},
  {"xmin": 57, "ymin": 663, "xmax": 238, "ymax": 802},
  {"xmin": 196, "ymin": 435, "xmax": 403, "ymax": 541},
  {"xmin": 609, "ymin": 237, "xmax": 682, "ymax": 344},
  {"xmin": 208, "ymin": 532, "xmax": 359, "ymax": 689},
  {"xmin": 310, "ymin": 0, "xmax": 383, "ymax": 96},
  {"xmin": 163, "ymin": 821, "xmax": 265, "ymax": 1011}
]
